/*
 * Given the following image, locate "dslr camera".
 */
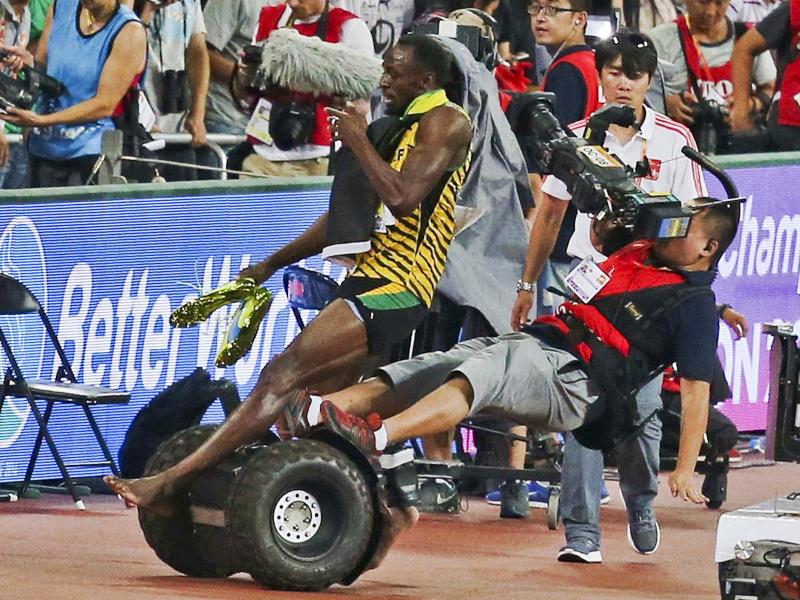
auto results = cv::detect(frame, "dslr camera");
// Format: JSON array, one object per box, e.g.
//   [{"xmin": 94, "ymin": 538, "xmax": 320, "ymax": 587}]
[
  {"xmin": 241, "ymin": 43, "xmax": 317, "ymax": 151},
  {"xmin": 510, "ymin": 92, "xmax": 694, "ymax": 252},
  {"xmin": 691, "ymin": 97, "xmax": 730, "ymax": 155},
  {"xmin": 0, "ymin": 50, "xmax": 64, "ymax": 112}
]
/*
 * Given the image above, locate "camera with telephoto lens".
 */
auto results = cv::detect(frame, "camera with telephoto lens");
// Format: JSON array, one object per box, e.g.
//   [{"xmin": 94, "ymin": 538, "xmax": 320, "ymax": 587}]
[
  {"xmin": 240, "ymin": 43, "xmax": 317, "ymax": 151},
  {"xmin": 691, "ymin": 97, "xmax": 730, "ymax": 155},
  {"xmin": 511, "ymin": 92, "xmax": 694, "ymax": 253},
  {"xmin": 0, "ymin": 50, "xmax": 64, "ymax": 112}
]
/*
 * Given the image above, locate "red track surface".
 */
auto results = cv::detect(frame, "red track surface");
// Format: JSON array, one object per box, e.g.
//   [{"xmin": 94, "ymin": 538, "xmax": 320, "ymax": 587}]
[{"xmin": 2, "ymin": 461, "xmax": 798, "ymax": 600}]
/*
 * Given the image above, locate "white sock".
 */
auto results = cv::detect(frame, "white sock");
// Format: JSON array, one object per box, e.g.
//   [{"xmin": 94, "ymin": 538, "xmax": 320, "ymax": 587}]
[
  {"xmin": 306, "ymin": 395, "xmax": 323, "ymax": 426},
  {"xmin": 374, "ymin": 424, "xmax": 388, "ymax": 451}
]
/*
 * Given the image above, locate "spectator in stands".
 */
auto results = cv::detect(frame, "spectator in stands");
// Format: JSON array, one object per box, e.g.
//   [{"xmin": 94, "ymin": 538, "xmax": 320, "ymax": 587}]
[
  {"xmin": 0, "ymin": 0, "xmax": 31, "ymax": 189},
  {"xmin": 621, "ymin": 0, "xmax": 677, "ymax": 32},
  {"xmin": 511, "ymin": 31, "xmax": 708, "ymax": 564},
  {"xmin": 731, "ymin": 0, "xmax": 800, "ymax": 151},
  {"xmin": 229, "ymin": 0, "xmax": 374, "ymax": 177},
  {"xmin": 727, "ymin": 0, "xmax": 781, "ymax": 29},
  {"xmin": 494, "ymin": 0, "xmax": 601, "ymax": 519},
  {"xmin": 3, "ymin": 0, "xmax": 147, "ymax": 187},
  {"xmin": 202, "ymin": 0, "xmax": 270, "ymax": 136},
  {"xmin": 26, "ymin": 0, "xmax": 50, "ymax": 53},
  {"xmin": 340, "ymin": 0, "xmax": 415, "ymax": 55},
  {"xmin": 649, "ymin": 0, "xmax": 775, "ymax": 154},
  {"xmin": 135, "ymin": 0, "xmax": 210, "ymax": 181},
  {"xmin": 496, "ymin": 0, "xmax": 543, "ymax": 83}
]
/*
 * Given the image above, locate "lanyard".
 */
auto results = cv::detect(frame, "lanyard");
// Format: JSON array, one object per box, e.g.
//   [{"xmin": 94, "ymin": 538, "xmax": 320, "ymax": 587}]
[{"xmin": 684, "ymin": 15, "xmax": 716, "ymax": 82}]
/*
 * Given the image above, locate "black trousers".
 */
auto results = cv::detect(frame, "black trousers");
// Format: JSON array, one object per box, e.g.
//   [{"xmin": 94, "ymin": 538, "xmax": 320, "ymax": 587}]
[{"xmin": 660, "ymin": 391, "xmax": 738, "ymax": 457}]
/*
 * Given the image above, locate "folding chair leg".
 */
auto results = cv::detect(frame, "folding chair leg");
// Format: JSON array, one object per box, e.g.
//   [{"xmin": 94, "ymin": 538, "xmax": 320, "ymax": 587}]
[
  {"xmin": 20, "ymin": 399, "xmax": 85, "ymax": 509},
  {"xmin": 20, "ymin": 401, "xmax": 51, "ymax": 497},
  {"xmin": 81, "ymin": 404, "xmax": 120, "ymax": 476}
]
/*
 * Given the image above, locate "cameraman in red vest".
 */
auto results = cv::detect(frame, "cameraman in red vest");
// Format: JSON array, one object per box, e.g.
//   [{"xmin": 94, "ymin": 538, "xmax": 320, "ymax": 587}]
[
  {"xmin": 731, "ymin": 0, "xmax": 800, "ymax": 151},
  {"xmin": 230, "ymin": 0, "xmax": 374, "ymax": 176}
]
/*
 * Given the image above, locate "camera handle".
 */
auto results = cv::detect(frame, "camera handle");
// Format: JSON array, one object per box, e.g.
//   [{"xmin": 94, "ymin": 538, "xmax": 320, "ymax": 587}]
[{"xmin": 681, "ymin": 145, "xmax": 738, "ymax": 199}]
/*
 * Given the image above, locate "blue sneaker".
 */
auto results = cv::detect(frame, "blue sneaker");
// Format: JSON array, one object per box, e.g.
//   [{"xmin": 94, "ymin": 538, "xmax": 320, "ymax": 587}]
[
  {"xmin": 528, "ymin": 481, "xmax": 611, "ymax": 509},
  {"xmin": 485, "ymin": 488, "xmax": 503, "ymax": 505},
  {"xmin": 557, "ymin": 538, "xmax": 603, "ymax": 563},
  {"xmin": 627, "ymin": 509, "xmax": 661, "ymax": 555}
]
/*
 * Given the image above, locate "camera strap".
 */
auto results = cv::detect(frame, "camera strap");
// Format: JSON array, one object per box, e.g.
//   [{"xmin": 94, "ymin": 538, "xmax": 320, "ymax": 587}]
[{"xmin": 676, "ymin": 15, "xmax": 710, "ymax": 101}]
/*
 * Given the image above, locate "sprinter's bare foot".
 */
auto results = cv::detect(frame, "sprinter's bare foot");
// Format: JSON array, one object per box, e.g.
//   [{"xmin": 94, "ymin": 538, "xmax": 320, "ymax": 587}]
[
  {"xmin": 103, "ymin": 474, "xmax": 177, "ymax": 516},
  {"xmin": 368, "ymin": 505, "xmax": 419, "ymax": 570}
]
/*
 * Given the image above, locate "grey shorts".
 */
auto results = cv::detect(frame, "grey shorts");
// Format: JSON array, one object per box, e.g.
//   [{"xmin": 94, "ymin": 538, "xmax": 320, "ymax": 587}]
[{"xmin": 378, "ymin": 332, "xmax": 599, "ymax": 432}]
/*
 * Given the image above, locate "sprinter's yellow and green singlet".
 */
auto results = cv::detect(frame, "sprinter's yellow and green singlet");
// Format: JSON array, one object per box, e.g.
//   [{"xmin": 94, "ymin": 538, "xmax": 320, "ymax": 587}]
[{"xmin": 350, "ymin": 89, "xmax": 472, "ymax": 310}]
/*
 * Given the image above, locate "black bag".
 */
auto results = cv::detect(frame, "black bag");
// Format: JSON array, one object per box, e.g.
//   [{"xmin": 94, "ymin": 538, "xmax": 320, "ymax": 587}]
[
  {"xmin": 118, "ymin": 368, "xmax": 241, "ymax": 478},
  {"xmin": 113, "ymin": 87, "xmax": 158, "ymax": 182}
]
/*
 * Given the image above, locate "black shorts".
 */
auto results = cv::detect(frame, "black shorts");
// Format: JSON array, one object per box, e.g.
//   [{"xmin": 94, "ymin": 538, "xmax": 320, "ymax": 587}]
[{"xmin": 336, "ymin": 277, "xmax": 429, "ymax": 356}]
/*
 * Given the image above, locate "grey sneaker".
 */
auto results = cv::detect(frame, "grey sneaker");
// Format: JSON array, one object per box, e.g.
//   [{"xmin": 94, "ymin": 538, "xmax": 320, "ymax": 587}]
[
  {"xmin": 499, "ymin": 480, "xmax": 530, "ymax": 519},
  {"xmin": 627, "ymin": 509, "xmax": 661, "ymax": 554},
  {"xmin": 557, "ymin": 538, "xmax": 603, "ymax": 563}
]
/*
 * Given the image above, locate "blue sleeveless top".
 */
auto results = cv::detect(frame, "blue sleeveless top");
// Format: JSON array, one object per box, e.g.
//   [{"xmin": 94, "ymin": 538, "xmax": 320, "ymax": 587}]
[{"xmin": 28, "ymin": 0, "xmax": 141, "ymax": 160}]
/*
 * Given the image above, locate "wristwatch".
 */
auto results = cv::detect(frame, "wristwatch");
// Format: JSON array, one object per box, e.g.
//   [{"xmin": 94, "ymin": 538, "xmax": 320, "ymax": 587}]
[{"xmin": 516, "ymin": 279, "xmax": 535, "ymax": 293}]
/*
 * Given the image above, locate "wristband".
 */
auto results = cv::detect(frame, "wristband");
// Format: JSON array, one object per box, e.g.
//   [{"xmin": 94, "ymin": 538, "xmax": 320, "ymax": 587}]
[{"xmin": 718, "ymin": 303, "xmax": 731, "ymax": 318}]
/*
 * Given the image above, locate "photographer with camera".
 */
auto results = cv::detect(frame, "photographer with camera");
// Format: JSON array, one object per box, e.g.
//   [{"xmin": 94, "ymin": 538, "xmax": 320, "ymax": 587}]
[
  {"xmin": 510, "ymin": 31, "xmax": 710, "ymax": 564},
  {"xmin": 135, "ymin": 0, "xmax": 209, "ymax": 181},
  {"xmin": 229, "ymin": 0, "xmax": 373, "ymax": 177},
  {"xmin": 0, "ymin": 0, "xmax": 31, "ymax": 188},
  {"xmin": 648, "ymin": 0, "xmax": 775, "ymax": 154},
  {"xmin": 731, "ymin": 0, "xmax": 800, "ymax": 151},
  {"xmin": 2, "ymin": 0, "xmax": 147, "ymax": 187}
]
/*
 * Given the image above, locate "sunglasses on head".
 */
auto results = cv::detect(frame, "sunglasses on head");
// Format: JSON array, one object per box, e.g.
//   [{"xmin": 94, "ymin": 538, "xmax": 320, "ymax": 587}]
[{"xmin": 609, "ymin": 33, "xmax": 651, "ymax": 49}]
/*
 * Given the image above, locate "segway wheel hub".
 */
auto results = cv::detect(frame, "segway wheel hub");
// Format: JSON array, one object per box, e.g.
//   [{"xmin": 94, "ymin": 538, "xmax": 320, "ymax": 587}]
[{"xmin": 273, "ymin": 490, "xmax": 323, "ymax": 543}]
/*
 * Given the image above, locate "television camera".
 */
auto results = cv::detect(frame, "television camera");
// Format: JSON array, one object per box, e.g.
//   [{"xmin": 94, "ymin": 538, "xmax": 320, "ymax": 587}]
[
  {"xmin": 513, "ymin": 92, "xmax": 701, "ymax": 252},
  {"xmin": 0, "ymin": 50, "xmax": 64, "ymax": 113}
]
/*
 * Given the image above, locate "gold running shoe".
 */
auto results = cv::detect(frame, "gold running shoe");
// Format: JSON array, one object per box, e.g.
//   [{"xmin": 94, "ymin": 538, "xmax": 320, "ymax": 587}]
[
  {"xmin": 215, "ymin": 287, "xmax": 274, "ymax": 367},
  {"xmin": 170, "ymin": 277, "xmax": 257, "ymax": 328}
]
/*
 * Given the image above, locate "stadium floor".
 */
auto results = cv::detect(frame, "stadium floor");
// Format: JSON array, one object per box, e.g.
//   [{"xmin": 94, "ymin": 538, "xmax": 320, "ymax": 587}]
[{"xmin": 1, "ymin": 458, "xmax": 798, "ymax": 600}]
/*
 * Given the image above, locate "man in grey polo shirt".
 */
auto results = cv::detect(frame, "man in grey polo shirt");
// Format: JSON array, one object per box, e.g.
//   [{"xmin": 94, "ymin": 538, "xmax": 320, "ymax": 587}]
[{"xmin": 203, "ymin": 0, "xmax": 270, "ymax": 135}]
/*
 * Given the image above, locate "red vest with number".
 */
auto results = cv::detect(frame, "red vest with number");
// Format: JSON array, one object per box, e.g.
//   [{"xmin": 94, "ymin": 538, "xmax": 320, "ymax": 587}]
[
  {"xmin": 778, "ymin": 0, "xmax": 800, "ymax": 126},
  {"xmin": 540, "ymin": 48, "xmax": 601, "ymax": 117},
  {"xmin": 253, "ymin": 4, "xmax": 358, "ymax": 147},
  {"xmin": 676, "ymin": 15, "xmax": 734, "ymax": 101}
]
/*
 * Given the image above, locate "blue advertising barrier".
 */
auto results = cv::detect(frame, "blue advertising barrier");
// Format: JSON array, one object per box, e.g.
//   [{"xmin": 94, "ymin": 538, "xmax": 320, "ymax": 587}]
[
  {"xmin": 0, "ymin": 179, "xmax": 345, "ymax": 482},
  {"xmin": 0, "ymin": 154, "xmax": 798, "ymax": 482}
]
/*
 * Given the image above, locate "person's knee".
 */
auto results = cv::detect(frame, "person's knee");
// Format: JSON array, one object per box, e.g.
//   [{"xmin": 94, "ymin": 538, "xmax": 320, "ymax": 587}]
[{"xmin": 251, "ymin": 353, "xmax": 303, "ymax": 404}]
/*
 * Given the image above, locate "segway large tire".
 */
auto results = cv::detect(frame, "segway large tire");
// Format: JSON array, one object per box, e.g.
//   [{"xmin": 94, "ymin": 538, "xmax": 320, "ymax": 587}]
[
  {"xmin": 229, "ymin": 438, "xmax": 375, "ymax": 591},
  {"xmin": 138, "ymin": 425, "xmax": 234, "ymax": 578}
]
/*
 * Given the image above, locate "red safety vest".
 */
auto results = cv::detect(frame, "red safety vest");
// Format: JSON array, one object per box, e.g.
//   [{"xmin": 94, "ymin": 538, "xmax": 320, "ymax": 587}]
[
  {"xmin": 540, "ymin": 48, "xmax": 601, "ymax": 117},
  {"xmin": 676, "ymin": 15, "xmax": 735, "ymax": 101},
  {"xmin": 252, "ymin": 4, "xmax": 358, "ymax": 148},
  {"xmin": 778, "ymin": 0, "xmax": 800, "ymax": 126}
]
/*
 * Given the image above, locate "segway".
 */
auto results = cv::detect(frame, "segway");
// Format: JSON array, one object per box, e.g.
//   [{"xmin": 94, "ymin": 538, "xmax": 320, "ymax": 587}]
[{"xmin": 137, "ymin": 425, "xmax": 390, "ymax": 591}]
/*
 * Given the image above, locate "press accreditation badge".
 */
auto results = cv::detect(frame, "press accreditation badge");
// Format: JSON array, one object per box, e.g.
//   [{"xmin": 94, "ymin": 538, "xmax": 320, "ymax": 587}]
[
  {"xmin": 245, "ymin": 98, "xmax": 273, "ymax": 145},
  {"xmin": 564, "ymin": 257, "xmax": 610, "ymax": 303}
]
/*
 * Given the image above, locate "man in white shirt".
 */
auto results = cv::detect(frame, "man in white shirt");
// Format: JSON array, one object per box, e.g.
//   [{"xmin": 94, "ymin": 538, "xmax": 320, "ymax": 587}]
[
  {"xmin": 511, "ymin": 30, "xmax": 708, "ymax": 564},
  {"xmin": 137, "ymin": 0, "xmax": 209, "ymax": 180}
]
